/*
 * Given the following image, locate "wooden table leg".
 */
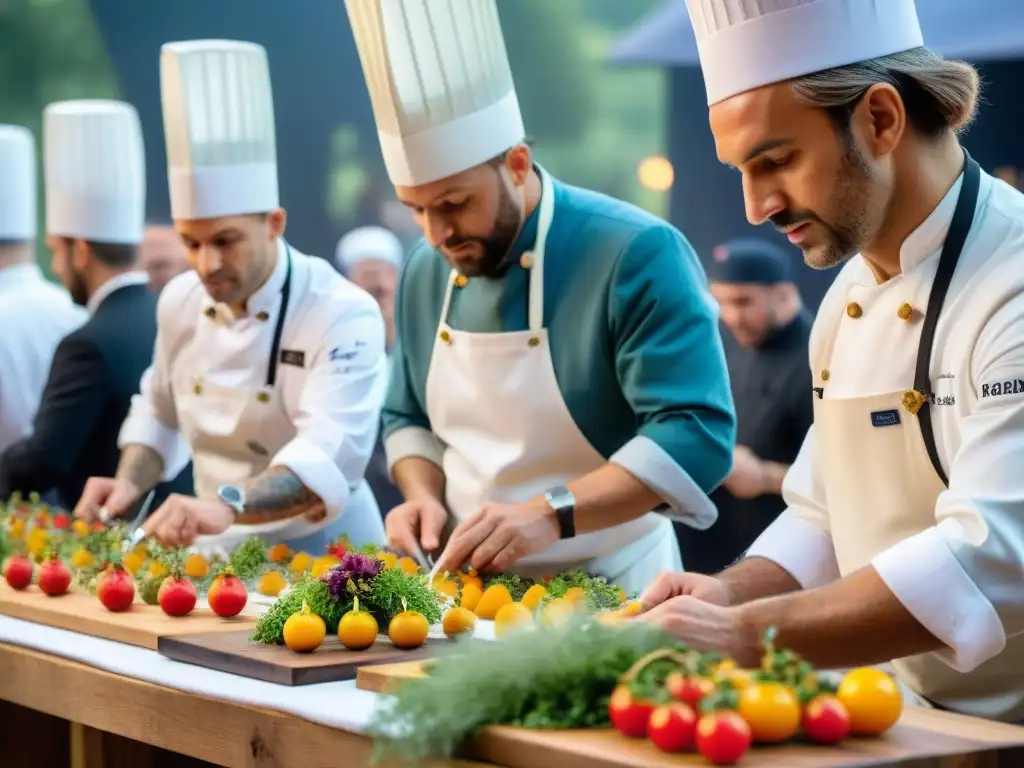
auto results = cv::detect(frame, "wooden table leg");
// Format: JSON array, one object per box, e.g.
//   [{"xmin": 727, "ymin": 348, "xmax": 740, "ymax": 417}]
[{"xmin": 0, "ymin": 699, "xmax": 71, "ymax": 767}]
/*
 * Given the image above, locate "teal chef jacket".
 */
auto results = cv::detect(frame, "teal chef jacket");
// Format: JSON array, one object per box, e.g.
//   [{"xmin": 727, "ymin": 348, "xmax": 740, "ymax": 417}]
[{"xmin": 382, "ymin": 171, "xmax": 736, "ymax": 519}]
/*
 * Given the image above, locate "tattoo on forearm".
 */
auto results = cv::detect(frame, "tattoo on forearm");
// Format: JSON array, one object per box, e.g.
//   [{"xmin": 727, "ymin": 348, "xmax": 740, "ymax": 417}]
[
  {"xmin": 115, "ymin": 445, "xmax": 165, "ymax": 496},
  {"xmin": 238, "ymin": 466, "xmax": 326, "ymax": 524}
]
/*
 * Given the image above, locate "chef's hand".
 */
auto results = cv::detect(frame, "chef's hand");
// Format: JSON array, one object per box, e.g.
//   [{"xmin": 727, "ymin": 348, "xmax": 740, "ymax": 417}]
[
  {"xmin": 640, "ymin": 571, "xmax": 732, "ymax": 609},
  {"xmin": 433, "ymin": 498, "xmax": 558, "ymax": 575},
  {"xmin": 639, "ymin": 595, "xmax": 760, "ymax": 667},
  {"xmin": 73, "ymin": 477, "xmax": 140, "ymax": 522},
  {"xmin": 723, "ymin": 445, "xmax": 767, "ymax": 499},
  {"xmin": 385, "ymin": 497, "xmax": 449, "ymax": 557},
  {"xmin": 140, "ymin": 494, "xmax": 235, "ymax": 547}
]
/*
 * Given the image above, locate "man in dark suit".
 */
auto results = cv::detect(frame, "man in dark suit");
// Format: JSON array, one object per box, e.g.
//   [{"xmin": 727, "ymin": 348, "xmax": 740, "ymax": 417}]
[{"xmin": 0, "ymin": 99, "xmax": 192, "ymax": 509}]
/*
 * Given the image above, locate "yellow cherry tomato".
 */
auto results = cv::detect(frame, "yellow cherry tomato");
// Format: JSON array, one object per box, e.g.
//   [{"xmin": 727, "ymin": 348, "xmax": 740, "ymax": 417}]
[
  {"xmin": 283, "ymin": 600, "xmax": 326, "ymax": 653},
  {"xmin": 310, "ymin": 555, "xmax": 340, "ymax": 579},
  {"xmin": 459, "ymin": 580, "xmax": 483, "ymax": 612},
  {"xmin": 837, "ymin": 667, "xmax": 903, "ymax": 735},
  {"xmin": 442, "ymin": 606, "xmax": 477, "ymax": 638},
  {"xmin": 377, "ymin": 551, "xmax": 398, "ymax": 569},
  {"xmin": 289, "ymin": 551, "xmax": 313, "ymax": 575},
  {"xmin": 520, "ymin": 584, "xmax": 547, "ymax": 611},
  {"xmin": 397, "ymin": 556, "xmax": 419, "ymax": 575},
  {"xmin": 338, "ymin": 596, "xmax": 379, "ymax": 650},
  {"xmin": 184, "ymin": 553, "xmax": 209, "ymax": 579},
  {"xmin": 494, "ymin": 602, "xmax": 534, "ymax": 638},
  {"xmin": 474, "ymin": 584, "xmax": 513, "ymax": 619},
  {"xmin": 388, "ymin": 599, "xmax": 429, "ymax": 649},
  {"xmin": 70, "ymin": 546, "xmax": 95, "ymax": 569},
  {"xmin": 71, "ymin": 519, "xmax": 89, "ymax": 537},
  {"xmin": 257, "ymin": 570, "xmax": 288, "ymax": 597},
  {"xmin": 737, "ymin": 682, "xmax": 801, "ymax": 743},
  {"xmin": 267, "ymin": 543, "xmax": 290, "ymax": 563}
]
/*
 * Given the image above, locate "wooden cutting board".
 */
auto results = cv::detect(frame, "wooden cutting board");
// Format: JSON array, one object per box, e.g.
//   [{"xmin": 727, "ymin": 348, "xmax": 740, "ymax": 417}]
[
  {"xmin": 0, "ymin": 585, "xmax": 255, "ymax": 650},
  {"xmin": 357, "ymin": 661, "xmax": 1024, "ymax": 767},
  {"xmin": 158, "ymin": 629, "xmax": 440, "ymax": 685}
]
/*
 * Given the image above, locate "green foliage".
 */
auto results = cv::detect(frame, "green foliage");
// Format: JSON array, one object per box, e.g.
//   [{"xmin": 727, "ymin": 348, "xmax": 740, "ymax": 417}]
[
  {"xmin": 228, "ymin": 537, "xmax": 269, "ymax": 583},
  {"xmin": 251, "ymin": 577, "xmax": 344, "ymax": 644}
]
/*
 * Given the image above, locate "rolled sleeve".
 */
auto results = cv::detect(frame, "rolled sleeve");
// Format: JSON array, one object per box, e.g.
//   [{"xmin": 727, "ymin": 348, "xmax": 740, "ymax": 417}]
[
  {"xmin": 870, "ymin": 294, "xmax": 1024, "ymax": 672},
  {"xmin": 745, "ymin": 426, "xmax": 840, "ymax": 589},
  {"xmin": 384, "ymin": 426, "xmax": 445, "ymax": 476},
  {"xmin": 271, "ymin": 303, "xmax": 388, "ymax": 519},
  {"xmin": 609, "ymin": 225, "xmax": 736, "ymax": 524},
  {"xmin": 117, "ymin": 335, "xmax": 189, "ymax": 482}
]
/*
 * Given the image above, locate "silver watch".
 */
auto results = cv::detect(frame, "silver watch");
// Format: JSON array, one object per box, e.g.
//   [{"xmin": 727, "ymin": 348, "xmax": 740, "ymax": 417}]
[{"xmin": 217, "ymin": 484, "xmax": 246, "ymax": 517}]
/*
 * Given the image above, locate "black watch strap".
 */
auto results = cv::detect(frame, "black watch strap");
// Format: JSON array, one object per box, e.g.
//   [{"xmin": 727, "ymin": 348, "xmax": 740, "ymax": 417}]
[{"xmin": 545, "ymin": 486, "xmax": 576, "ymax": 539}]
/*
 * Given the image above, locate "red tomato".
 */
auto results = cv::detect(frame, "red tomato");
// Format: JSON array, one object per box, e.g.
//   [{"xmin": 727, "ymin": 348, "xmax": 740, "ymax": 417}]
[
  {"xmin": 802, "ymin": 694, "xmax": 851, "ymax": 744},
  {"xmin": 38, "ymin": 556, "xmax": 72, "ymax": 596},
  {"xmin": 158, "ymin": 575, "xmax": 198, "ymax": 617},
  {"xmin": 3, "ymin": 555, "xmax": 33, "ymax": 590},
  {"xmin": 648, "ymin": 702, "xmax": 697, "ymax": 753},
  {"xmin": 696, "ymin": 711, "xmax": 752, "ymax": 765},
  {"xmin": 97, "ymin": 564, "xmax": 135, "ymax": 612},
  {"xmin": 608, "ymin": 686, "xmax": 656, "ymax": 738},
  {"xmin": 52, "ymin": 514, "xmax": 70, "ymax": 531},
  {"xmin": 666, "ymin": 671, "xmax": 716, "ymax": 708},
  {"xmin": 91, "ymin": 520, "xmax": 105, "ymax": 532},
  {"xmin": 207, "ymin": 570, "xmax": 248, "ymax": 617}
]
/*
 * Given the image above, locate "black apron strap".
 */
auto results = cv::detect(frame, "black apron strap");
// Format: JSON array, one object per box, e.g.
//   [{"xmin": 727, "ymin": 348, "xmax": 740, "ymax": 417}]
[
  {"xmin": 265, "ymin": 242, "xmax": 293, "ymax": 388},
  {"xmin": 913, "ymin": 150, "xmax": 981, "ymax": 486}
]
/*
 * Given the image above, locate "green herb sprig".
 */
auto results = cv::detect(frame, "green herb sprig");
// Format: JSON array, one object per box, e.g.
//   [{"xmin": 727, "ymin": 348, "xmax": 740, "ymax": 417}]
[{"xmin": 250, "ymin": 577, "xmax": 347, "ymax": 644}]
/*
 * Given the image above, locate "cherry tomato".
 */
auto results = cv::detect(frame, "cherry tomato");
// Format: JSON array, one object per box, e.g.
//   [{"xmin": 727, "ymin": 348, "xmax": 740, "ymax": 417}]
[
  {"xmin": 665, "ymin": 671, "xmax": 715, "ymax": 708},
  {"xmin": 608, "ymin": 686, "xmax": 656, "ymax": 738},
  {"xmin": 802, "ymin": 694, "xmax": 851, "ymax": 744},
  {"xmin": 737, "ymin": 682, "xmax": 801, "ymax": 743},
  {"xmin": 837, "ymin": 667, "xmax": 903, "ymax": 735},
  {"xmin": 648, "ymin": 702, "xmax": 697, "ymax": 753},
  {"xmin": 696, "ymin": 710, "xmax": 752, "ymax": 765}
]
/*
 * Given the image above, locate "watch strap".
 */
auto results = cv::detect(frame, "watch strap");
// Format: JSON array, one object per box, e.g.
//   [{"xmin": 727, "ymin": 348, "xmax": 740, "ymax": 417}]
[{"xmin": 544, "ymin": 486, "xmax": 576, "ymax": 539}]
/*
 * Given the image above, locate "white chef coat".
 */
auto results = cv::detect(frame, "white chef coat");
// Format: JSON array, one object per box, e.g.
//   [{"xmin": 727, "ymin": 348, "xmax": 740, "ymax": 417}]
[
  {"xmin": 0, "ymin": 264, "xmax": 87, "ymax": 453},
  {"xmin": 118, "ymin": 240, "xmax": 388, "ymax": 543},
  {"xmin": 749, "ymin": 169, "xmax": 1024, "ymax": 679}
]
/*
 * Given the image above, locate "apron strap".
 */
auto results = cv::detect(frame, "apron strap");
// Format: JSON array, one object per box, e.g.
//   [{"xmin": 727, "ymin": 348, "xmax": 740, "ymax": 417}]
[
  {"xmin": 438, "ymin": 271, "xmax": 458, "ymax": 330},
  {"xmin": 914, "ymin": 150, "xmax": 981, "ymax": 487},
  {"xmin": 264, "ymin": 241, "xmax": 294, "ymax": 389}
]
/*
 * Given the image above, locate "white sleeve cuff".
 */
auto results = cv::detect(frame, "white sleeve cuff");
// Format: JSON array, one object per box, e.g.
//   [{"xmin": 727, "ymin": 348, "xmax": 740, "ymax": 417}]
[
  {"xmin": 270, "ymin": 438, "xmax": 351, "ymax": 520},
  {"xmin": 117, "ymin": 405, "xmax": 190, "ymax": 482},
  {"xmin": 609, "ymin": 435, "xmax": 717, "ymax": 529},
  {"xmin": 746, "ymin": 511, "xmax": 840, "ymax": 589},
  {"xmin": 871, "ymin": 523, "xmax": 1006, "ymax": 673},
  {"xmin": 384, "ymin": 426, "xmax": 445, "ymax": 477}
]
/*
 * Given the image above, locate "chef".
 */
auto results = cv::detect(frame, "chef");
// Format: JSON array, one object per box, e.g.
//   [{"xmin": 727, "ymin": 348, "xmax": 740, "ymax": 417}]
[
  {"xmin": 0, "ymin": 124, "xmax": 86, "ymax": 455},
  {"xmin": 639, "ymin": 0, "xmax": 1024, "ymax": 722},
  {"xmin": 344, "ymin": 0, "xmax": 736, "ymax": 595},
  {"xmin": 73, "ymin": 39, "xmax": 389, "ymax": 553}
]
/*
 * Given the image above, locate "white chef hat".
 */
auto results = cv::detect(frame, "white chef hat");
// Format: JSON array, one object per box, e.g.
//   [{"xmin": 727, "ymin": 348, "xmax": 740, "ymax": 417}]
[
  {"xmin": 687, "ymin": 0, "xmax": 924, "ymax": 106},
  {"xmin": 161, "ymin": 39, "xmax": 278, "ymax": 220},
  {"xmin": 345, "ymin": 0, "xmax": 526, "ymax": 187},
  {"xmin": 0, "ymin": 125, "xmax": 36, "ymax": 242},
  {"xmin": 43, "ymin": 100, "xmax": 145, "ymax": 244},
  {"xmin": 335, "ymin": 226, "xmax": 405, "ymax": 271}
]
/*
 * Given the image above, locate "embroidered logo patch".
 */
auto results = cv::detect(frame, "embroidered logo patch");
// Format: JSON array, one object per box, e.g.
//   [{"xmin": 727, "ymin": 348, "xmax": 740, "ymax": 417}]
[
  {"xmin": 981, "ymin": 379, "xmax": 1024, "ymax": 398},
  {"xmin": 279, "ymin": 349, "xmax": 305, "ymax": 368},
  {"xmin": 870, "ymin": 409, "xmax": 901, "ymax": 428}
]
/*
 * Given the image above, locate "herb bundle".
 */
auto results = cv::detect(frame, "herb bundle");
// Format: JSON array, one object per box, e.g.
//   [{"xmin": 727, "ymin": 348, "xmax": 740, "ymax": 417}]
[{"xmin": 369, "ymin": 617, "xmax": 679, "ymax": 761}]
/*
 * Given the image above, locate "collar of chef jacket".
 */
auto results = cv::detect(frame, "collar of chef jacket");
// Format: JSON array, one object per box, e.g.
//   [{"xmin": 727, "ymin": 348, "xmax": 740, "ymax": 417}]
[
  {"xmin": 0, "ymin": 262, "xmax": 44, "ymax": 290},
  {"xmin": 204, "ymin": 237, "xmax": 290, "ymax": 323}
]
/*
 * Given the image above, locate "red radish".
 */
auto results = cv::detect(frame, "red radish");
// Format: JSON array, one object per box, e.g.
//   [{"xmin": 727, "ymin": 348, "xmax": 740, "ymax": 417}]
[
  {"xmin": 38, "ymin": 555, "xmax": 72, "ymax": 596},
  {"xmin": 666, "ymin": 671, "xmax": 716, "ymax": 708},
  {"xmin": 97, "ymin": 563, "xmax": 135, "ymax": 612},
  {"xmin": 207, "ymin": 567, "xmax": 247, "ymax": 617},
  {"xmin": 648, "ymin": 702, "xmax": 698, "ymax": 753},
  {"xmin": 3, "ymin": 555, "xmax": 33, "ymax": 590},
  {"xmin": 608, "ymin": 685, "xmax": 656, "ymax": 738},
  {"xmin": 696, "ymin": 711, "xmax": 752, "ymax": 765},
  {"xmin": 158, "ymin": 574, "xmax": 197, "ymax": 617},
  {"xmin": 801, "ymin": 694, "xmax": 851, "ymax": 744}
]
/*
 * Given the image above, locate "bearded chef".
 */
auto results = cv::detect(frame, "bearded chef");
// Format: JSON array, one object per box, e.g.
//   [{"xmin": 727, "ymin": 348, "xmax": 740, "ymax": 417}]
[
  {"xmin": 344, "ymin": 0, "xmax": 736, "ymax": 595},
  {"xmin": 638, "ymin": 0, "xmax": 1024, "ymax": 722},
  {"xmin": 74, "ymin": 40, "xmax": 389, "ymax": 553}
]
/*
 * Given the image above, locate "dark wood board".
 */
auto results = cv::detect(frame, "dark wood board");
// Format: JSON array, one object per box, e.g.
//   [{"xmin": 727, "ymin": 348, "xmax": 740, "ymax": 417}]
[{"xmin": 157, "ymin": 629, "xmax": 439, "ymax": 685}]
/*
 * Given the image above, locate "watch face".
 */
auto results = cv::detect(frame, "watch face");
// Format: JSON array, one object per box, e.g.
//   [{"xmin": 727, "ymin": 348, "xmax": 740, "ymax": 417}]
[{"xmin": 219, "ymin": 485, "xmax": 243, "ymax": 505}]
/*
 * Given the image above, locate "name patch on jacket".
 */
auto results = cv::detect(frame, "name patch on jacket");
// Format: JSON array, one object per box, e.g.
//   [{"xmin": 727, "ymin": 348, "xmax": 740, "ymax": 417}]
[
  {"xmin": 279, "ymin": 349, "xmax": 305, "ymax": 368},
  {"xmin": 870, "ymin": 409, "xmax": 900, "ymax": 428},
  {"xmin": 981, "ymin": 379, "xmax": 1024, "ymax": 398}
]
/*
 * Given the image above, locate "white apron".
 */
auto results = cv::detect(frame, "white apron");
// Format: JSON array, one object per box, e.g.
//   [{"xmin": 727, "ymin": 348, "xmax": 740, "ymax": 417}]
[
  {"xmin": 175, "ymin": 244, "xmax": 384, "ymax": 555},
  {"xmin": 423, "ymin": 169, "xmax": 681, "ymax": 597},
  {"xmin": 814, "ymin": 153, "xmax": 1024, "ymax": 721}
]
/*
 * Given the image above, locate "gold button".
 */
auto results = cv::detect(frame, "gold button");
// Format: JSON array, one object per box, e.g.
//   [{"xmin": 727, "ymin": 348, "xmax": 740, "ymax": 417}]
[
  {"xmin": 520, "ymin": 253, "xmax": 534, "ymax": 270},
  {"xmin": 846, "ymin": 302, "xmax": 863, "ymax": 318},
  {"xmin": 439, "ymin": 329, "xmax": 452, "ymax": 345},
  {"xmin": 454, "ymin": 275, "xmax": 468, "ymax": 288},
  {"xmin": 527, "ymin": 336, "xmax": 540, "ymax": 348},
  {"xmin": 193, "ymin": 384, "xmax": 202, "ymax": 395},
  {"xmin": 901, "ymin": 389, "xmax": 925, "ymax": 414},
  {"xmin": 256, "ymin": 392, "xmax": 271, "ymax": 404},
  {"xmin": 820, "ymin": 368, "xmax": 831, "ymax": 381},
  {"xmin": 204, "ymin": 306, "xmax": 216, "ymax": 319},
  {"xmin": 897, "ymin": 303, "xmax": 914, "ymax": 321},
  {"xmin": 255, "ymin": 311, "xmax": 270, "ymax": 322}
]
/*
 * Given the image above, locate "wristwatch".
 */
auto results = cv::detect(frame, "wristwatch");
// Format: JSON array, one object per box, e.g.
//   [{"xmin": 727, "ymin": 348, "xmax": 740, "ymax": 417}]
[
  {"xmin": 217, "ymin": 484, "xmax": 246, "ymax": 517},
  {"xmin": 544, "ymin": 485, "xmax": 576, "ymax": 539}
]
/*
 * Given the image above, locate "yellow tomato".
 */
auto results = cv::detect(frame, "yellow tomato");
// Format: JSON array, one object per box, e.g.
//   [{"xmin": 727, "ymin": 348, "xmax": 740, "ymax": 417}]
[
  {"xmin": 283, "ymin": 600, "xmax": 326, "ymax": 653},
  {"xmin": 494, "ymin": 603, "xmax": 534, "ymax": 638},
  {"xmin": 7, "ymin": 517, "xmax": 25, "ymax": 541},
  {"xmin": 474, "ymin": 584, "xmax": 513, "ymax": 619},
  {"xmin": 184, "ymin": 553, "xmax": 209, "ymax": 579},
  {"xmin": 267, "ymin": 543, "xmax": 290, "ymax": 563},
  {"xmin": 71, "ymin": 519, "xmax": 89, "ymax": 537},
  {"xmin": 397, "ymin": 556, "xmax": 419, "ymax": 576},
  {"xmin": 289, "ymin": 552, "xmax": 313, "ymax": 575},
  {"xmin": 338, "ymin": 597, "xmax": 379, "ymax": 650},
  {"xmin": 520, "ymin": 584, "xmax": 547, "ymax": 611},
  {"xmin": 442, "ymin": 606, "xmax": 477, "ymax": 638},
  {"xmin": 257, "ymin": 570, "xmax": 288, "ymax": 597},
  {"xmin": 145, "ymin": 559, "xmax": 167, "ymax": 578},
  {"xmin": 563, "ymin": 586, "xmax": 586, "ymax": 603},
  {"xmin": 459, "ymin": 580, "xmax": 483, "ymax": 612},
  {"xmin": 310, "ymin": 555, "xmax": 340, "ymax": 579},
  {"xmin": 457, "ymin": 569, "xmax": 483, "ymax": 590},
  {"xmin": 69, "ymin": 546, "xmax": 94, "ymax": 569},
  {"xmin": 737, "ymin": 682, "xmax": 801, "ymax": 743},
  {"xmin": 120, "ymin": 550, "xmax": 144, "ymax": 574},
  {"xmin": 432, "ymin": 577, "xmax": 459, "ymax": 599},
  {"xmin": 377, "ymin": 551, "xmax": 398, "ymax": 569},
  {"xmin": 837, "ymin": 667, "xmax": 903, "ymax": 735},
  {"xmin": 26, "ymin": 528, "xmax": 49, "ymax": 556},
  {"xmin": 388, "ymin": 609, "xmax": 429, "ymax": 649}
]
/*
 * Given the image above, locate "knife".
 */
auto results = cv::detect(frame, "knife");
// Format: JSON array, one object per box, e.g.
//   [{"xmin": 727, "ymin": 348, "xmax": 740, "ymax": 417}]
[{"xmin": 120, "ymin": 489, "xmax": 157, "ymax": 553}]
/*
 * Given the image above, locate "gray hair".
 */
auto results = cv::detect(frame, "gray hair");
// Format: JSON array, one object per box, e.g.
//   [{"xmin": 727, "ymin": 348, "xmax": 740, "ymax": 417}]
[{"xmin": 790, "ymin": 48, "xmax": 981, "ymax": 138}]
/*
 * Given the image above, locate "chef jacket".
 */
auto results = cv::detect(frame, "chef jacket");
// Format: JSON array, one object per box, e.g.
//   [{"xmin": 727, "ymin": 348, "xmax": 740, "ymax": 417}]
[
  {"xmin": 383, "ymin": 174, "xmax": 736, "ymax": 518},
  {"xmin": 680, "ymin": 311, "xmax": 813, "ymax": 574},
  {"xmin": 118, "ymin": 240, "xmax": 388, "ymax": 518},
  {"xmin": 0, "ymin": 264, "xmax": 87, "ymax": 453},
  {"xmin": 749, "ymin": 169, "xmax": 1024, "ymax": 677}
]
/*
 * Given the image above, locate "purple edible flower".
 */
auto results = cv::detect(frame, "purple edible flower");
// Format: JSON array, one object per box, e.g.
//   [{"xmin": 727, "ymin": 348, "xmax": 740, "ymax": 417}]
[{"xmin": 321, "ymin": 552, "xmax": 383, "ymax": 601}]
